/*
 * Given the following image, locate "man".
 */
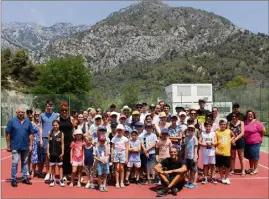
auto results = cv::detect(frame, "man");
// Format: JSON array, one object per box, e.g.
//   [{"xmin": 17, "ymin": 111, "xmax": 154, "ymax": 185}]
[
  {"xmin": 226, "ymin": 103, "xmax": 245, "ymax": 122},
  {"xmin": 110, "ymin": 112, "xmax": 118, "ymax": 123},
  {"xmin": 140, "ymin": 102, "xmax": 148, "ymax": 122},
  {"xmin": 40, "ymin": 100, "xmax": 59, "ymax": 181},
  {"xmin": 155, "ymin": 104, "xmax": 162, "ymax": 115},
  {"xmin": 159, "ymin": 100, "xmax": 165, "ymax": 111},
  {"xmin": 154, "ymin": 146, "xmax": 187, "ymax": 197},
  {"xmin": 129, "ymin": 111, "xmax": 142, "ymax": 128},
  {"xmin": 121, "ymin": 105, "xmax": 132, "ymax": 118},
  {"xmin": 163, "ymin": 104, "xmax": 172, "ymax": 123},
  {"xmin": 175, "ymin": 106, "xmax": 184, "ymax": 116},
  {"xmin": 6, "ymin": 107, "xmax": 34, "ymax": 187},
  {"xmin": 149, "ymin": 104, "xmax": 160, "ymax": 125},
  {"xmin": 196, "ymin": 99, "xmax": 210, "ymax": 124}
]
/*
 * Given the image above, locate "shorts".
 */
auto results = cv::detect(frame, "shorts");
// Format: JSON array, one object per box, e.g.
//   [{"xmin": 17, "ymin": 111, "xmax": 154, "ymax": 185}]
[
  {"xmin": 49, "ymin": 155, "xmax": 63, "ymax": 166},
  {"xmin": 202, "ymin": 155, "xmax": 216, "ymax": 165},
  {"xmin": 97, "ymin": 163, "xmax": 110, "ymax": 176},
  {"xmin": 232, "ymin": 138, "xmax": 245, "ymax": 150},
  {"xmin": 185, "ymin": 159, "xmax": 198, "ymax": 172},
  {"xmin": 127, "ymin": 162, "xmax": 141, "ymax": 168},
  {"xmin": 72, "ymin": 161, "xmax": 83, "ymax": 167},
  {"xmin": 244, "ymin": 142, "xmax": 261, "ymax": 161},
  {"xmin": 161, "ymin": 175, "xmax": 185, "ymax": 191},
  {"xmin": 215, "ymin": 155, "xmax": 230, "ymax": 168},
  {"xmin": 113, "ymin": 152, "xmax": 126, "ymax": 163},
  {"xmin": 42, "ymin": 137, "xmax": 48, "ymax": 155}
]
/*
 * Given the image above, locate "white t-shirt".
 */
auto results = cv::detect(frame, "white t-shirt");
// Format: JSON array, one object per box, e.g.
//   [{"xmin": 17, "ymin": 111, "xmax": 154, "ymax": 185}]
[
  {"xmin": 139, "ymin": 132, "xmax": 158, "ymax": 155},
  {"xmin": 111, "ymin": 135, "xmax": 129, "ymax": 153},
  {"xmin": 201, "ymin": 131, "xmax": 216, "ymax": 157}
]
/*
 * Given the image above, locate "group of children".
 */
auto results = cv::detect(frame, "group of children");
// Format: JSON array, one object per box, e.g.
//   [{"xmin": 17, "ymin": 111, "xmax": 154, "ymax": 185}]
[{"xmin": 46, "ymin": 116, "xmax": 235, "ymax": 191}]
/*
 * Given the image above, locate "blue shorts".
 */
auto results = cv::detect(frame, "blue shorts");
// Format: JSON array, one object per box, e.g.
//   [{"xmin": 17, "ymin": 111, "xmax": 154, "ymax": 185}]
[
  {"xmin": 244, "ymin": 142, "xmax": 261, "ymax": 161},
  {"xmin": 97, "ymin": 163, "xmax": 109, "ymax": 176},
  {"xmin": 42, "ymin": 138, "xmax": 48, "ymax": 153}
]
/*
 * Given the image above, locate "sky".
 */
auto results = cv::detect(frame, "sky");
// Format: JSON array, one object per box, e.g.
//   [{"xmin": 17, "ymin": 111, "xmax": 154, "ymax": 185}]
[{"xmin": 2, "ymin": 1, "xmax": 268, "ymax": 34}]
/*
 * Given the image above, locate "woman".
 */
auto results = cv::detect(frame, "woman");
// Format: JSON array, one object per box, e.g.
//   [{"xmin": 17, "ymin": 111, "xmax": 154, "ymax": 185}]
[
  {"xmin": 59, "ymin": 102, "xmax": 75, "ymax": 181},
  {"xmin": 76, "ymin": 113, "xmax": 89, "ymax": 135},
  {"xmin": 212, "ymin": 107, "xmax": 220, "ymax": 125},
  {"xmin": 244, "ymin": 110, "xmax": 265, "ymax": 175},
  {"xmin": 145, "ymin": 114, "xmax": 159, "ymax": 137},
  {"xmin": 30, "ymin": 109, "xmax": 43, "ymax": 178},
  {"xmin": 189, "ymin": 109, "xmax": 200, "ymax": 130},
  {"xmin": 200, "ymin": 112, "xmax": 219, "ymax": 133},
  {"xmin": 102, "ymin": 113, "xmax": 111, "ymax": 136},
  {"xmin": 155, "ymin": 112, "xmax": 169, "ymax": 138},
  {"xmin": 83, "ymin": 111, "xmax": 89, "ymax": 123},
  {"xmin": 228, "ymin": 113, "xmax": 245, "ymax": 176}
]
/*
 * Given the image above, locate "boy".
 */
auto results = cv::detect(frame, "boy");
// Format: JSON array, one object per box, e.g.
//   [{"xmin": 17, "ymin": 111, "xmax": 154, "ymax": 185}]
[
  {"xmin": 125, "ymin": 130, "xmax": 141, "ymax": 184},
  {"xmin": 93, "ymin": 135, "xmax": 110, "ymax": 192},
  {"xmin": 199, "ymin": 122, "xmax": 217, "ymax": 184},
  {"xmin": 184, "ymin": 125, "xmax": 198, "ymax": 188},
  {"xmin": 215, "ymin": 119, "xmax": 234, "ymax": 185}
]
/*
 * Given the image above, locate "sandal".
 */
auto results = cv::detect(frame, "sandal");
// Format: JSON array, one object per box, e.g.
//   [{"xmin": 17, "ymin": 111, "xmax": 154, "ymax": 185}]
[
  {"xmin": 241, "ymin": 172, "xmax": 246, "ymax": 176},
  {"xmin": 245, "ymin": 169, "xmax": 253, "ymax": 174},
  {"xmin": 230, "ymin": 171, "xmax": 234, "ymax": 175},
  {"xmin": 120, "ymin": 183, "xmax": 125, "ymax": 188},
  {"xmin": 115, "ymin": 183, "xmax": 120, "ymax": 189},
  {"xmin": 250, "ymin": 169, "xmax": 258, "ymax": 175}
]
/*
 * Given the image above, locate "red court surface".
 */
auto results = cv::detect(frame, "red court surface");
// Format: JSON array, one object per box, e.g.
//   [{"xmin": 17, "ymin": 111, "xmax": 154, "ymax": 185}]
[{"xmin": 1, "ymin": 149, "xmax": 268, "ymax": 198}]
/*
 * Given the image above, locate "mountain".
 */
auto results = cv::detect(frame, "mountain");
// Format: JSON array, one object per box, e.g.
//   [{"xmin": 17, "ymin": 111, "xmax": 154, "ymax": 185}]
[
  {"xmin": 1, "ymin": 22, "xmax": 91, "ymax": 53},
  {"xmin": 34, "ymin": 0, "xmax": 242, "ymax": 68}
]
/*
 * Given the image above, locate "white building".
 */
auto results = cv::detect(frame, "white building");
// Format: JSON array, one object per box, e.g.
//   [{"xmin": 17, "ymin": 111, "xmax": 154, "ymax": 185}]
[
  {"xmin": 212, "ymin": 102, "xmax": 233, "ymax": 118},
  {"xmin": 164, "ymin": 84, "xmax": 213, "ymax": 113}
]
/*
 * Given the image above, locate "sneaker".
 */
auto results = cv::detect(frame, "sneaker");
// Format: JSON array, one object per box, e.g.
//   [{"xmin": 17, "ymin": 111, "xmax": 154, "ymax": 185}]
[
  {"xmin": 225, "ymin": 178, "xmax": 231, "ymax": 185},
  {"xmin": 211, "ymin": 178, "xmax": 218, "ymax": 184},
  {"xmin": 44, "ymin": 173, "xmax": 51, "ymax": 181},
  {"xmin": 124, "ymin": 179, "xmax": 130, "ymax": 185},
  {"xmin": 99, "ymin": 185, "xmax": 104, "ymax": 192},
  {"xmin": 171, "ymin": 187, "xmax": 178, "ymax": 196},
  {"xmin": 103, "ymin": 186, "xmax": 108, "ymax": 192},
  {"xmin": 62, "ymin": 176, "xmax": 67, "ymax": 182},
  {"xmin": 85, "ymin": 183, "xmax": 90, "ymax": 189},
  {"xmin": 221, "ymin": 178, "xmax": 227, "ymax": 184},
  {"xmin": 59, "ymin": 179, "xmax": 65, "ymax": 187},
  {"xmin": 156, "ymin": 187, "xmax": 169, "ymax": 197},
  {"xmin": 201, "ymin": 178, "xmax": 208, "ymax": 184},
  {"xmin": 155, "ymin": 180, "xmax": 162, "ymax": 186},
  {"xmin": 184, "ymin": 182, "xmax": 190, "ymax": 188},
  {"xmin": 188, "ymin": 183, "xmax": 197, "ymax": 189},
  {"xmin": 135, "ymin": 179, "xmax": 140, "ymax": 184},
  {"xmin": 49, "ymin": 180, "xmax": 56, "ymax": 187},
  {"xmin": 81, "ymin": 177, "xmax": 84, "ymax": 182},
  {"xmin": 90, "ymin": 183, "xmax": 95, "ymax": 189}
]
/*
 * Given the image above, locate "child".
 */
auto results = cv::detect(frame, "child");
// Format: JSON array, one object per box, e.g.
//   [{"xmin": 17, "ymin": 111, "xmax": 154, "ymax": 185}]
[
  {"xmin": 47, "ymin": 120, "xmax": 65, "ymax": 187},
  {"xmin": 69, "ymin": 129, "xmax": 85, "ymax": 187},
  {"xmin": 94, "ymin": 135, "xmax": 110, "ymax": 192},
  {"xmin": 111, "ymin": 124, "xmax": 129, "ymax": 188},
  {"xmin": 215, "ymin": 119, "xmax": 234, "ymax": 185},
  {"xmin": 199, "ymin": 122, "xmax": 217, "ymax": 184},
  {"xmin": 125, "ymin": 130, "xmax": 141, "ymax": 184},
  {"xmin": 83, "ymin": 135, "xmax": 95, "ymax": 189},
  {"xmin": 184, "ymin": 125, "xmax": 198, "ymax": 189},
  {"xmin": 155, "ymin": 128, "xmax": 172, "ymax": 185}
]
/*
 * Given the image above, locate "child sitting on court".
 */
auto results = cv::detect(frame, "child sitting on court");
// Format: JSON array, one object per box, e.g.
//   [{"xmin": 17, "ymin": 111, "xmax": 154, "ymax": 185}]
[
  {"xmin": 125, "ymin": 129, "xmax": 141, "ymax": 184},
  {"xmin": 83, "ymin": 135, "xmax": 95, "ymax": 189},
  {"xmin": 184, "ymin": 125, "xmax": 198, "ymax": 189},
  {"xmin": 94, "ymin": 135, "xmax": 110, "ymax": 192},
  {"xmin": 69, "ymin": 129, "xmax": 85, "ymax": 187},
  {"xmin": 47, "ymin": 120, "xmax": 65, "ymax": 187},
  {"xmin": 199, "ymin": 122, "xmax": 218, "ymax": 184}
]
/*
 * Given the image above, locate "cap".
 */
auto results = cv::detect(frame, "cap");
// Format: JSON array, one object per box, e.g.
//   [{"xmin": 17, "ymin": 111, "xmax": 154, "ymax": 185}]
[
  {"xmin": 97, "ymin": 126, "xmax": 107, "ymax": 131},
  {"xmin": 136, "ymin": 103, "xmax": 142, "ymax": 107},
  {"xmin": 116, "ymin": 124, "xmax": 125, "ymax": 131},
  {"xmin": 98, "ymin": 135, "xmax": 106, "ymax": 141},
  {"xmin": 111, "ymin": 111, "xmax": 118, "ymax": 116},
  {"xmin": 219, "ymin": 118, "xmax": 228, "ymax": 124},
  {"xmin": 95, "ymin": 114, "xmax": 102, "ymax": 119},
  {"xmin": 132, "ymin": 111, "xmax": 140, "ymax": 115},
  {"xmin": 73, "ymin": 129, "xmax": 83, "ymax": 135},
  {"xmin": 87, "ymin": 107, "xmax": 93, "ymax": 111},
  {"xmin": 134, "ymin": 122, "xmax": 144, "ymax": 127},
  {"xmin": 96, "ymin": 108, "xmax": 102, "ymax": 112},
  {"xmin": 149, "ymin": 104, "xmax": 156, "ymax": 108},
  {"xmin": 120, "ymin": 114, "xmax": 127, "ymax": 119},
  {"xmin": 233, "ymin": 103, "xmax": 240, "ymax": 108},
  {"xmin": 121, "ymin": 105, "xmax": 131, "ymax": 112},
  {"xmin": 179, "ymin": 112, "xmax": 186, "ymax": 116},
  {"xmin": 187, "ymin": 125, "xmax": 196, "ymax": 129},
  {"xmin": 110, "ymin": 122, "xmax": 118, "ymax": 128},
  {"xmin": 161, "ymin": 128, "xmax": 169, "ymax": 134},
  {"xmin": 159, "ymin": 112, "xmax": 166, "ymax": 118}
]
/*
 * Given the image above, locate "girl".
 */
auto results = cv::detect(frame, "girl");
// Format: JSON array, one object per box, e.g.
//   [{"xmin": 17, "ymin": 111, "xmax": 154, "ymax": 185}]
[
  {"xmin": 47, "ymin": 120, "xmax": 65, "ymax": 187},
  {"xmin": 84, "ymin": 135, "xmax": 95, "ymax": 189},
  {"xmin": 69, "ymin": 129, "xmax": 85, "ymax": 187},
  {"xmin": 76, "ymin": 113, "xmax": 89, "ymax": 135},
  {"xmin": 111, "ymin": 124, "xmax": 129, "ymax": 188},
  {"xmin": 30, "ymin": 110, "xmax": 43, "ymax": 178}
]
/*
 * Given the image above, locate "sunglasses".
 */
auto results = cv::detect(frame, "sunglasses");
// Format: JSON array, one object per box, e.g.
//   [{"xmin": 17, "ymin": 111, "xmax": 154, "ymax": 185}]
[
  {"xmin": 190, "ymin": 113, "xmax": 196, "ymax": 115},
  {"xmin": 34, "ymin": 114, "xmax": 40, "ymax": 116}
]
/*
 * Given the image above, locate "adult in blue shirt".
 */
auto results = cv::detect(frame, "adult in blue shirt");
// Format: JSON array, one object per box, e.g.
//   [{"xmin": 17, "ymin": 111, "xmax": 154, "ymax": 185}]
[
  {"xmin": 6, "ymin": 107, "xmax": 34, "ymax": 187},
  {"xmin": 40, "ymin": 100, "xmax": 59, "ymax": 181}
]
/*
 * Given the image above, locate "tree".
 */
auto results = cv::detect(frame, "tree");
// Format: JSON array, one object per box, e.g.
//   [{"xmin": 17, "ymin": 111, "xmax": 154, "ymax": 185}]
[
  {"xmin": 122, "ymin": 83, "xmax": 140, "ymax": 108},
  {"xmin": 1, "ymin": 49, "xmax": 12, "ymax": 88},
  {"xmin": 226, "ymin": 75, "xmax": 248, "ymax": 88}
]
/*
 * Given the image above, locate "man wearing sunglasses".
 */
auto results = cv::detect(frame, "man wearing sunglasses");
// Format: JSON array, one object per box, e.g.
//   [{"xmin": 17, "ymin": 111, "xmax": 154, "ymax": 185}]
[
  {"xmin": 40, "ymin": 100, "xmax": 59, "ymax": 181},
  {"xmin": 226, "ymin": 103, "xmax": 245, "ymax": 122}
]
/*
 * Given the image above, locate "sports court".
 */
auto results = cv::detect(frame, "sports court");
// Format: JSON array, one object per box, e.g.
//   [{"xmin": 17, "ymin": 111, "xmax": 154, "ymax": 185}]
[{"xmin": 1, "ymin": 147, "xmax": 268, "ymax": 198}]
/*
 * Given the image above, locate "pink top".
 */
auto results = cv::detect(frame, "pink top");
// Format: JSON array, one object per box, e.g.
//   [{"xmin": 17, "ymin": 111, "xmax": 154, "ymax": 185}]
[
  {"xmin": 156, "ymin": 138, "xmax": 172, "ymax": 159},
  {"xmin": 70, "ymin": 141, "xmax": 85, "ymax": 162},
  {"xmin": 244, "ymin": 120, "xmax": 264, "ymax": 144}
]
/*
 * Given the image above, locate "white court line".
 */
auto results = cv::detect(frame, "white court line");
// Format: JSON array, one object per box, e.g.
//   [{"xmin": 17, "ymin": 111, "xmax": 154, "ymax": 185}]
[
  {"xmin": 1, "ymin": 155, "xmax": 12, "ymax": 160},
  {"xmin": 258, "ymin": 164, "xmax": 269, "ymax": 170}
]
